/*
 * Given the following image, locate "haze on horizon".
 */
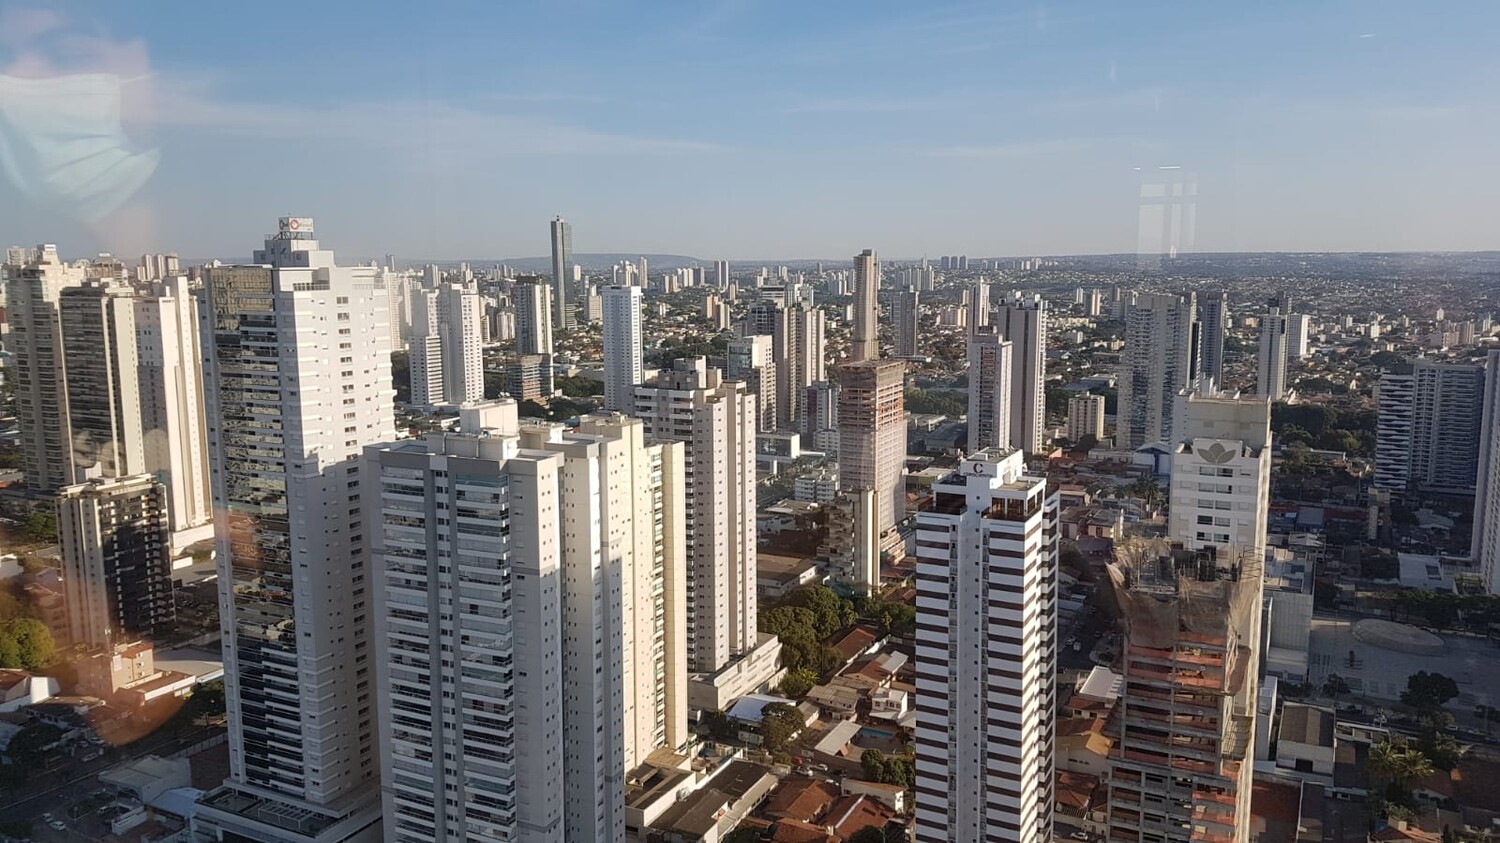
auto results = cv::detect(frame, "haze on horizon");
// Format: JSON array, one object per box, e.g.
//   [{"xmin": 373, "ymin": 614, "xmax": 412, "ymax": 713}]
[{"xmin": 1, "ymin": 1, "xmax": 1497, "ymax": 262}]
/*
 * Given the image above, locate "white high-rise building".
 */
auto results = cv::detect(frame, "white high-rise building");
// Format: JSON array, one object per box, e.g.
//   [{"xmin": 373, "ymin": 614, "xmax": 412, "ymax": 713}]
[
  {"xmin": 965, "ymin": 280, "xmax": 990, "ymax": 338},
  {"xmin": 996, "ymin": 293, "xmax": 1046, "ymax": 454},
  {"xmin": 1473, "ymin": 351, "xmax": 1500, "ymax": 593},
  {"xmin": 1066, "ymin": 393, "xmax": 1106, "ymax": 444},
  {"xmin": 913, "ymin": 447, "xmax": 1059, "ymax": 843},
  {"xmin": 1256, "ymin": 296, "xmax": 1290, "ymax": 400},
  {"xmin": 728, "ymin": 334, "xmax": 777, "ymax": 432},
  {"xmin": 193, "ymin": 218, "xmax": 393, "ymax": 843},
  {"xmin": 1287, "ymin": 313, "xmax": 1312, "ymax": 360},
  {"xmin": 777, "ymin": 304, "xmax": 826, "ymax": 431},
  {"xmin": 134, "ymin": 277, "xmax": 214, "ymax": 550},
  {"xmin": 514, "ymin": 276, "xmax": 555, "ymax": 397},
  {"xmin": 634, "ymin": 359, "xmax": 759, "ymax": 674},
  {"xmin": 1168, "ymin": 392, "xmax": 1273, "ymax": 563},
  {"xmin": 601, "ymin": 285, "xmax": 644, "ymax": 412},
  {"xmin": 57, "ymin": 474, "xmax": 174, "ymax": 648},
  {"xmin": 6, "ymin": 245, "xmax": 85, "ymax": 491},
  {"xmin": 966, "ymin": 328, "xmax": 1012, "ymax": 454},
  {"xmin": 438, "ymin": 282, "xmax": 485, "ymax": 405},
  {"xmin": 367, "ymin": 402, "xmax": 687, "ymax": 842},
  {"xmin": 715, "ymin": 259, "xmax": 730, "ymax": 289},
  {"xmin": 59, "ymin": 282, "xmax": 144, "ymax": 480},
  {"xmin": 1118, "ymin": 292, "xmax": 1199, "ymax": 448},
  {"xmin": 852, "ymin": 249, "xmax": 879, "ymax": 362},
  {"xmin": 408, "ymin": 333, "xmax": 445, "ymax": 407}
]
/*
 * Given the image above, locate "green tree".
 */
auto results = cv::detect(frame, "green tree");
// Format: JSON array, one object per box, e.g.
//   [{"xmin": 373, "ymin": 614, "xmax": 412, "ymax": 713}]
[
  {"xmin": 860, "ymin": 748, "xmax": 915, "ymax": 787},
  {"xmin": 390, "ymin": 350, "xmax": 410, "ymax": 403},
  {"xmin": 759, "ymin": 703, "xmax": 804, "ymax": 753},
  {"xmin": 699, "ymin": 710, "xmax": 738, "ymax": 742},
  {"xmin": 24, "ymin": 511, "xmax": 56, "ymax": 543},
  {"xmin": 779, "ymin": 667, "xmax": 818, "ymax": 699},
  {"xmin": 0, "ymin": 618, "xmax": 54, "ymax": 669},
  {"xmin": 1369, "ymin": 741, "xmax": 1434, "ymax": 802},
  {"xmin": 848, "ymin": 827, "xmax": 886, "ymax": 843},
  {"xmin": 5, "ymin": 723, "xmax": 61, "ymax": 765},
  {"xmin": 555, "ymin": 376, "xmax": 603, "ymax": 399},
  {"xmin": 1402, "ymin": 671, "xmax": 1459, "ymax": 712},
  {"xmin": 784, "ymin": 585, "xmax": 855, "ymax": 640}
]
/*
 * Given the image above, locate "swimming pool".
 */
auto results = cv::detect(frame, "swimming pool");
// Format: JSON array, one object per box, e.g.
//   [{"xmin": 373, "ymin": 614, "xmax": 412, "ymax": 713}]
[{"xmin": 857, "ymin": 725, "xmax": 897, "ymax": 742}]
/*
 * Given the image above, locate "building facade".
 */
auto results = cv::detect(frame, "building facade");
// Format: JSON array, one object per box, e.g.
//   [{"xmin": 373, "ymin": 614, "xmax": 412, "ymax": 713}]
[
  {"xmin": 727, "ymin": 334, "xmax": 777, "ymax": 432},
  {"xmin": 59, "ymin": 282, "xmax": 145, "ymax": 479},
  {"xmin": 56, "ymin": 475, "xmax": 174, "ymax": 648},
  {"xmin": 892, "ymin": 288, "xmax": 920, "ymax": 358},
  {"xmin": 634, "ymin": 359, "xmax": 759, "ymax": 674},
  {"xmin": 1474, "ymin": 352, "xmax": 1500, "ymax": 593},
  {"xmin": 1375, "ymin": 359, "xmax": 1485, "ymax": 495},
  {"xmin": 601, "ymin": 285, "xmax": 644, "ymax": 412},
  {"xmin": 1198, "ymin": 292, "xmax": 1228, "ymax": 386},
  {"xmin": 966, "ymin": 328, "xmax": 1012, "ymax": 454},
  {"xmin": 1256, "ymin": 296, "xmax": 1290, "ymax": 400},
  {"xmin": 913, "ymin": 448, "xmax": 1059, "ymax": 843},
  {"xmin": 1117, "ymin": 293, "xmax": 1199, "ymax": 449},
  {"xmin": 194, "ymin": 218, "xmax": 393, "ymax": 842},
  {"xmin": 551, "ymin": 216, "xmax": 572, "ymax": 330},
  {"xmin": 838, "ymin": 360, "xmax": 906, "ymax": 536},
  {"xmin": 851, "ymin": 249, "xmax": 880, "ymax": 362},
  {"xmin": 1066, "ymin": 393, "xmax": 1106, "ymax": 444},
  {"xmin": 6, "ymin": 245, "xmax": 84, "ymax": 490},
  {"xmin": 995, "ymin": 293, "xmax": 1046, "ymax": 454}
]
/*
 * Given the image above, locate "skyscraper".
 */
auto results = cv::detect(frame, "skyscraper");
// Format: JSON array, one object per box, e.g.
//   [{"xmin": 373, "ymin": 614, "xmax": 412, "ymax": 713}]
[
  {"xmin": 57, "ymin": 474, "xmax": 174, "ymax": 648},
  {"xmin": 193, "ymin": 218, "xmax": 393, "ymax": 842},
  {"xmin": 776, "ymin": 304, "xmax": 826, "ymax": 430},
  {"xmin": 634, "ymin": 359, "xmax": 760, "ymax": 674},
  {"xmin": 1375, "ymin": 359, "xmax": 1486, "ymax": 495},
  {"xmin": 964, "ymin": 280, "xmax": 990, "ymax": 337},
  {"xmin": 58, "ymin": 282, "xmax": 144, "ymax": 479},
  {"xmin": 1199, "ymin": 291, "xmax": 1229, "ymax": 386},
  {"xmin": 1473, "ymin": 351, "xmax": 1500, "ymax": 593},
  {"xmin": 913, "ymin": 447, "xmax": 1059, "ymax": 843},
  {"xmin": 1066, "ymin": 393, "xmax": 1106, "ymax": 444},
  {"xmin": 367, "ymin": 402, "xmax": 687, "ymax": 842},
  {"xmin": 438, "ymin": 281, "xmax": 485, "ymax": 405},
  {"xmin": 551, "ymin": 216, "xmax": 572, "ymax": 330},
  {"xmin": 715, "ymin": 259, "xmax": 730, "ymax": 289},
  {"xmin": 892, "ymin": 289, "xmax": 920, "ymax": 358},
  {"xmin": 838, "ymin": 359, "xmax": 906, "ymax": 535},
  {"xmin": 727, "ymin": 334, "xmax": 777, "ymax": 432},
  {"xmin": 1106, "ymin": 393, "xmax": 1271, "ymax": 843},
  {"xmin": 514, "ymin": 275, "xmax": 555, "ymax": 397},
  {"xmin": 851, "ymin": 249, "xmax": 879, "ymax": 362},
  {"xmin": 134, "ymin": 276, "xmax": 215, "ymax": 550},
  {"xmin": 601, "ymin": 285, "xmax": 644, "ymax": 412},
  {"xmin": 1286, "ymin": 312, "xmax": 1312, "ymax": 360},
  {"xmin": 1117, "ymin": 292, "xmax": 1199, "ymax": 448},
  {"xmin": 996, "ymin": 293, "xmax": 1047, "ymax": 454},
  {"xmin": 1256, "ymin": 295, "xmax": 1290, "ymax": 400},
  {"xmin": 6, "ymin": 244, "xmax": 83, "ymax": 491},
  {"xmin": 966, "ymin": 328, "xmax": 1012, "ymax": 454}
]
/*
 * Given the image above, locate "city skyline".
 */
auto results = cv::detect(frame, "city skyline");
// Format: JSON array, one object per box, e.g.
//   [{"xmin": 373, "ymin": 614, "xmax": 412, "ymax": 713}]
[{"xmin": 4, "ymin": 4, "xmax": 1500, "ymax": 259}]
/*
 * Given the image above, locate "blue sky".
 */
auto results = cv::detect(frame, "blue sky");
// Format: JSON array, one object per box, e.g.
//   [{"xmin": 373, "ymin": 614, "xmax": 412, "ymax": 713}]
[{"xmin": 1, "ymin": 1, "xmax": 1498, "ymax": 262}]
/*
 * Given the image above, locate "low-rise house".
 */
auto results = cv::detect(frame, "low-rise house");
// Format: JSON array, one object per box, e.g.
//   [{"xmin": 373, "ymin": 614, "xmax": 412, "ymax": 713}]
[
  {"xmin": 840, "ymin": 778, "xmax": 906, "ymax": 813},
  {"xmin": 764, "ymin": 777, "xmax": 840, "ymax": 823},
  {"xmin": 0, "ymin": 669, "xmax": 57, "ymax": 713},
  {"xmin": 1275, "ymin": 703, "xmax": 1336, "ymax": 782}
]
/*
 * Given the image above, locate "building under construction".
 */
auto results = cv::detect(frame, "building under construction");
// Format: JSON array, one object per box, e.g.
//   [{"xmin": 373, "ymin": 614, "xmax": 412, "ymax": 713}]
[{"xmin": 1104, "ymin": 539, "xmax": 1263, "ymax": 843}]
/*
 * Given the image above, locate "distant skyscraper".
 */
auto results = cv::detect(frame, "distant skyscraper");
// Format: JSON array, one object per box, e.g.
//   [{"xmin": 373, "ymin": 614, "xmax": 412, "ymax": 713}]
[
  {"xmin": 634, "ymin": 359, "xmax": 760, "ymax": 674},
  {"xmin": 514, "ymin": 275, "xmax": 555, "ymax": 396},
  {"xmin": 777, "ymin": 304, "xmax": 826, "ymax": 430},
  {"xmin": 437, "ymin": 282, "xmax": 485, "ymax": 405},
  {"xmin": 913, "ymin": 447, "xmax": 1059, "ymax": 843},
  {"xmin": 637, "ymin": 256, "xmax": 648, "ymax": 290},
  {"xmin": 1117, "ymin": 292, "xmax": 1199, "ymax": 448},
  {"xmin": 57, "ymin": 474, "xmax": 173, "ymax": 648},
  {"xmin": 966, "ymin": 328, "xmax": 1012, "ymax": 454},
  {"xmin": 59, "ymin": 282, "xmax": 144, "ymax": 479},
  {"xmin": 715, "ymin": 259, "xmax": 730, "ymax": 289},
  {"xmin": 996, "ymin": 293, "xmax": 1046, "ymax": 454},
  {"xmin": 1199, "ymin": 291, "xmax": 1229, "ymax": 385},
  {"xmin": 728, "ymin": 334, "xmax": 777, "ymax": 432},
  {"xmin": 892, "ymin": 289, "xmax": 920, "ymax": 357},
  {"xmin": 838, "ymin": 360, "xmax": 906, "ymax": 535},
  {"xmin": 1473, "ymin": 352, "xmax": 1500, "ymax": 593},
  {"xmin": 1375, "ymin": 359, "xmax": 1485, "ymax": 496},
  {"xmin": 133, "ymin": 277, "xmax": 214, "ymax": 550},
  {"xmin": 193, "ymin": 218, "xmax": 393, "ymax": 842},
  {"xmin": 964, "ymin": 280, "xmax": 990, "ymax": 337},
  {"xmin": 1066, "ymin": 393, "xmax": 1106, "ymax": 444},
  {"xmin": 851, "ymin": 249, "xmax": 880, "ymax": 362},
  {"xmin": 6, "ymin": 244, "xmax": 84, "ymax": 491},
  {"xmin": 1286, "ymin": 312, "xmax": 1312, "ymax": 360},
  {"xmin": 1256, "ymin": 295, "xmax": 1290, "ymax": 400},
  {"xmin": 805, "ymin": 379, "xmax": 841, "ymax": 453},
  {"xmin": 601, "ymin": 285, "xmax": 644, "ymax": 412},
  {"xmin": 551, "ymin": 216, "xmax": 572, "ymax": 330}
]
